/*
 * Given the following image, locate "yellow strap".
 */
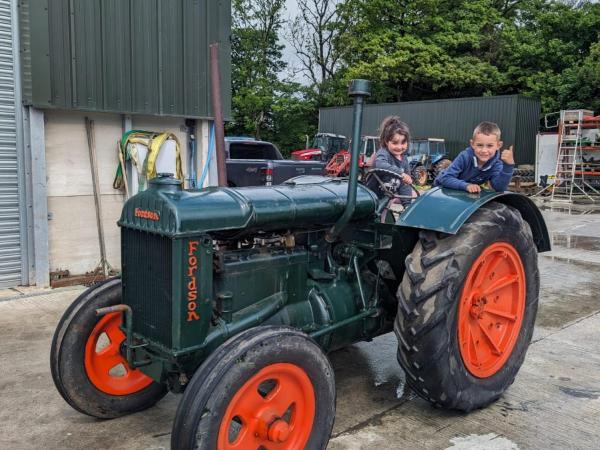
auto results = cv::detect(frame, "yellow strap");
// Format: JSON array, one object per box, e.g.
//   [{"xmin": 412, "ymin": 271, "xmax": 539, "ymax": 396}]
[{"xmin": 145, "ymin": 132, "xmax": 184, "ymax": 181}]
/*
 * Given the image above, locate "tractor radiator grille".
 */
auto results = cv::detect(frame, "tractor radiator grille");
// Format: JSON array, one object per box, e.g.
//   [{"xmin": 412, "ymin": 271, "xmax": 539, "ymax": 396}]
[{"xmin": 121, "ymin": 228, "xmax": 172, "ymax": 347}]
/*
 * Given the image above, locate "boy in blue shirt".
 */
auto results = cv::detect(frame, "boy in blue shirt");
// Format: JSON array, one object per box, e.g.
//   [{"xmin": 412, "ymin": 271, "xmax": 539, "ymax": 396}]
[{"xmin": 435, "ymin": 122, "xmax": 514, "ymax": 193}]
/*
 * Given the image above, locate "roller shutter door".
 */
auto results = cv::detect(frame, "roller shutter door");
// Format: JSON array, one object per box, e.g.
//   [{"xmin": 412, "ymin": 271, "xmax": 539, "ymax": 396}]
[{"xmin": 0, "ymin": 0, "xmax": 22, "ymax": 287}]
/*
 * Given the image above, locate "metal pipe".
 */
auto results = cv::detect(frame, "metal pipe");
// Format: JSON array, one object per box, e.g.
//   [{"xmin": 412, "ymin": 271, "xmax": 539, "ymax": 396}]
[
  {"xmin": 326, "ymin": 80, "xmax": 371, "ymax": 242},
  {"xmin": 309, "ymin": 307, "xmax": 379, "ymax": 339},
  {"xmin": 96, "ymin": 305, "xmax": 135, "ymax": 367},
  {"xmin": 186, "ymin": 119, "xmax": 197, "ymax": 188},
  {"xmin": 352, "ymin": 255, "xmax": 367, "ymax": 310},
  {"xmin": 209, "ymin": 43, "xmax": 228, "ymax": 187}
]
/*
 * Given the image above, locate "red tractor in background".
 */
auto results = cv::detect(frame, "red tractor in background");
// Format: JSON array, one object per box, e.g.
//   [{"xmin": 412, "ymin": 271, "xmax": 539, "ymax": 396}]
[
  {"xmin": 291, "ymin": 133, "xmax": 348, "ymax": 162},
  {"xmin": 325, "ymin": 135, "xmax": 379, "ymax": 176}
]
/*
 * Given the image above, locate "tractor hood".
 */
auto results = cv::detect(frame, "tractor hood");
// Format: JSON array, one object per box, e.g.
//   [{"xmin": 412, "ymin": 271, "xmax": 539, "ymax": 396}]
[{"xmin": 119, "ymin": 175, "xmax": 378, "ymax": 238}]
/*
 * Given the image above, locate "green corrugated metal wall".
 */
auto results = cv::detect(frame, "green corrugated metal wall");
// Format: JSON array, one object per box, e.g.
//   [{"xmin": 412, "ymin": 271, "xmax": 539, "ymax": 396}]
[
  {"xmin": 319, "ymin": 95, "xmax": 541, "ymax": 165},
  {"xmin": 20, "ymin": 0, "xmax": 231, "ymax": 119}
]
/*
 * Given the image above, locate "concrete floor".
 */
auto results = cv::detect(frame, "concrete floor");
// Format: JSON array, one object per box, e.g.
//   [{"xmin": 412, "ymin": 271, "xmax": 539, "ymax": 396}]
[{"xmin": 1, "ymin": 202, "xmax": 599, "ymax": 449}]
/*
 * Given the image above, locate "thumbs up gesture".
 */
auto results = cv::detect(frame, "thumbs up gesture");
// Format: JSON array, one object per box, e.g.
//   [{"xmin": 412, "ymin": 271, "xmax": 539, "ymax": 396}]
[{"xmin": 501, "ymin": 145, "xmax": 514, "ymax": 165}]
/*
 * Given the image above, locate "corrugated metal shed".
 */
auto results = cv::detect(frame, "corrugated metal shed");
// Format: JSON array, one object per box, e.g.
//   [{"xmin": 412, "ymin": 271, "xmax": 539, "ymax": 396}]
[
  {"xmin": 19, "ymin": 0, "xmax": 231, "ymax": 119},
  {"xmin": 319, "ymin": 95, "xmax": 541, "ymax": 165}
]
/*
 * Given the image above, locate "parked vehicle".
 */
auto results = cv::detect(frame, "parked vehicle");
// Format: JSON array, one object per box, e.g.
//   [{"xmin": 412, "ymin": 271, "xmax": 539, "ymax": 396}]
[
  {"xmin": 291, "ymin": 133, "xmax": 348, "ymax": 161},
  {"xmin": 407, "ymin": 138, "xmax": 452, "ymax": 185},
  {"xmin": 325, "ymin": 135, "xmax": 378, "ymax": 176},
  {"xmin": 226, "ymin": 137, "xmax": 325, "ymax": 186},
  {"xmin": 50, "ymin": 80, "xmax": 550, "ymax": 449}
]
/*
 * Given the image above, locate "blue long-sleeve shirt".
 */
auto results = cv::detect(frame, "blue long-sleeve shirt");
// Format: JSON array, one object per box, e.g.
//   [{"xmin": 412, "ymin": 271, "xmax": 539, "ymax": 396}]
[{"xmin": 434, "ymin": 146, "xmax": 513, "ymax": 192}]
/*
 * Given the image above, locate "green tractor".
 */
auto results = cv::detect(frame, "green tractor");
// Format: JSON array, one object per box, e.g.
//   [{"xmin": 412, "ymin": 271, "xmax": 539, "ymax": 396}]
[{"xmin": 51, "ymin": 80, "xmax": 550, "ymax": 450}]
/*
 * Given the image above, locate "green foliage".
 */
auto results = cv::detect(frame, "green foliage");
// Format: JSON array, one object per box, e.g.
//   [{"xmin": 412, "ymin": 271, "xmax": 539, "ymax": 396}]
[
  {"xmin": 227, "ymin": 0, "xmax": 319, "ymax": 154},
  {"xmin": 229, "ymin": 0, "xmax": 599, "ymax": 154},
  {"xmin": 329, "ymin": 0, "xmax": 600, "ymax": 113}
]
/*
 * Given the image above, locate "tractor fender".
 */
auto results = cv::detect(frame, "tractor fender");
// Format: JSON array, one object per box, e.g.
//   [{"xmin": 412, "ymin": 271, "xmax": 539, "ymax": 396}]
[{"xmin": 396, "ymin": 187, "xmax": 550, "ymax": 252}]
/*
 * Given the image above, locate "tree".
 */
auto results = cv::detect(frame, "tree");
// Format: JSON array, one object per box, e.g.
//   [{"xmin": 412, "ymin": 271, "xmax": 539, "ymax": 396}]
[
  {"xmin": 228, "ymin": 0, "xmax": 286, "ymax": 139},
  {"xmin": 288, "ymin": 0, "xmax": 342, "ymax": 100},
  {"xmin": 327, "ymin": 0, "xmax": 599, "ymax": 113}
]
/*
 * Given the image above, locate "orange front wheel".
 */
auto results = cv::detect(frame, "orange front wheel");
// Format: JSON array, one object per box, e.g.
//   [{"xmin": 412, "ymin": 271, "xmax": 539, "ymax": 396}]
[
  {"xmin": 50, "ymin": 278, "xmax": 167, "ymax": 418},
  {"xmin": 171, "ymin": 326, "xmax": 335, "ymax": 450},
  {"xmin": 84, "ymin": 312, "xmax": 154, "ymax": 395}
]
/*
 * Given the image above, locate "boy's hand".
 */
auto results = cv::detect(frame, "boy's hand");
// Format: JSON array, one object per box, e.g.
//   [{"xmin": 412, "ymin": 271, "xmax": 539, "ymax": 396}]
[
  {"xmin": 466, "ymin": 184, "xmax": 481, "ymax": 193},
  {"xmin": 401, "ymin": 173, "xmax": 412, "ymax": 184},
  {"xmin": 501, "ymin": 145, "xmax": 514, "ymax": 165}
]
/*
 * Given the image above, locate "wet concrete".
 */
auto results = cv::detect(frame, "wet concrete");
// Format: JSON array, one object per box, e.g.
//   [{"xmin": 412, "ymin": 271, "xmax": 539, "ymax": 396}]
[
  {"xmin": 551, "ymin": 233, "xmax": 600, "ymax": 251},
  {"xmin": 0, "ymin": 206, "xmax": 599, "ymax": 449}
]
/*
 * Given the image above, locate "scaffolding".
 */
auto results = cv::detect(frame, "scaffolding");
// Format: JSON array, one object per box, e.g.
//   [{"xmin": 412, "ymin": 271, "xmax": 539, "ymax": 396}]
[{"xmin": 549, "ymin": 110, "xmax": 600, "ymax": 202}]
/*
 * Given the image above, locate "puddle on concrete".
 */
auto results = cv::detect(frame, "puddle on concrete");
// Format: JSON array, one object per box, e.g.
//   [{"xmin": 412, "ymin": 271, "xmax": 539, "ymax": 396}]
[
  {"xmin": 551, "ymin": 233, "xmax": 600, "ymax": 251},
  {"xmin": 536, "ymin": 257, "xmax": 600, "ymax": 329},
  {"xmin": 446, "ymin": 433, "xmax": 519, "ymax": 450},
  {"xmin": 538, "ymin": 205, "xmax": 600, "ymax": 215},
  {"xmin": 331, "ymin": 332, "xmax": 411, "ymax": 403}
]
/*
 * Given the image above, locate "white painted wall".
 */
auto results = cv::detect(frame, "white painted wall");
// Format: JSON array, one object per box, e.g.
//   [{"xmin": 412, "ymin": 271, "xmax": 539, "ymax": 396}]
[
  {"xmin": 45, "ymin": 110, "xmax": 210, "ymax": 275},
  {"xmin": 535, "ymin": 133, "xmax": 559, "ymax": 183}
]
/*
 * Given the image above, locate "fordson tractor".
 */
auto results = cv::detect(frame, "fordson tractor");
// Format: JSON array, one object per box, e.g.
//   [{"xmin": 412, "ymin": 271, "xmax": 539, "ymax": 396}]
[{"xmin": 51, "ymin": 80, "xmax": 550, "ymax": 450}]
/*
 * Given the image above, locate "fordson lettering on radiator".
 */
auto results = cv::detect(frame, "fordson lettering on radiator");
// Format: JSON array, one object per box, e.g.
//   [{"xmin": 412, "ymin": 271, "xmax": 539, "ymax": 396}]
[
  {"xmin": 187, "ymin": 240, "xmax": 200, "ymax": 322},
  {"xmin": 134, "ymin": 207, "xmax": 160, "ymax": 221}
]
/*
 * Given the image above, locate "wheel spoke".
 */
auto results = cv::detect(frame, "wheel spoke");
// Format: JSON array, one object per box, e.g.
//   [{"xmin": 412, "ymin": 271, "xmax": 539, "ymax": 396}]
[
  {"xmin": 266, "ymin": 380, "xmax": 297, "ymax": 417},
  {"xmin": 233, "ymin": 386, "xmax": 266, "ymax": 421},
  {"xmin": 478, "ymin": 321, "xmax": 502, "ymax": 356},
  {"xmin": 470, "ymin": 324, "xmax": 489, "ymax": 366},
  {"xmin": 468, "ymin": 326, "xmax": 480, "ymax": 365},
  {"xmin": 95, "ymin": 353, "xmax": 125, "ymax": 373},
  {"xmin": 96, "ymin": 341, "xmax": 121, "ymax": 358},
  {"xmin": 482, "ymin": 274, "xmax": 519, "ymax": 297},
  {"xmin": 471, "ymin": 258, "xmax": 490, "ymax": 291},
  {"xmin": 484, "ymin": 307, "xmax": 517, "ymax": 322},
  {"xmin": 103, "ymin": 322, "xmax": 125, "ymax": 347}
]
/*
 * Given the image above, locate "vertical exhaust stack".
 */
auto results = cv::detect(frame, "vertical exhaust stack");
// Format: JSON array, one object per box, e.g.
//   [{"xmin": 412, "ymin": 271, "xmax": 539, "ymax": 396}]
[{"xmin": 326, "ymin": 79, "xmax": 371, "ymax": 242}]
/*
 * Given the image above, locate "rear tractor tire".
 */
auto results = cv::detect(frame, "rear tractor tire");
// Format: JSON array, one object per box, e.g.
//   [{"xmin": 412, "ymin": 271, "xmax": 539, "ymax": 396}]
[
  {"xmin": 394, "ymin": 202, "xmax": 539, "ymax": 411},
  {"xmin": 171, "ymin": 326, "xmax": 336, "ymax": 450},
  {"xmin": 412, "ymin": 165, "xmax": 429, "ymax": 186},
  {"xmin": 433, "ymin": 158, "xmax": 452, "ymax": 178},
  {"xmin": 50, "ymin": 278, "xmax": 167, "ymax": 419}
]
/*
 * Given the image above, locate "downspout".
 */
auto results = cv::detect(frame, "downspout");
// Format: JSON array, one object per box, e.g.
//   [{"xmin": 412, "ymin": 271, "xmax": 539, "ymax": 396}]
[
  {"xmin": 325, "ymin": 79, "xmax": 371, "ymax": 242},
  {"xmin": 209, "ymin": 43, "xmax": 228, "ymax": 187}
]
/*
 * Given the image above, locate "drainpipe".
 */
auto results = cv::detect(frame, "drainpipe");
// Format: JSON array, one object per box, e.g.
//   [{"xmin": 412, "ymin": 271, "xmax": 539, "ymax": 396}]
[
  {"xmin": 325, "ymin": 79, "xmax": 371, "ymax": 242},
  {"xmin": 209, "ymin": 43, "xmax": 228, "ymax": 187}
]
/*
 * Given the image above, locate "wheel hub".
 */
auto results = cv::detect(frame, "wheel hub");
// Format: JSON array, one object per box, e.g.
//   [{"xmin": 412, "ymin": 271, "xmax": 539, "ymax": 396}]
[
  {"xmin": 457, "ymin": 242, "xmax": 526, "ymax": 378},
  {"xmin": 268, "ymin": 419, "xmax": 291, "ymax": 442}
]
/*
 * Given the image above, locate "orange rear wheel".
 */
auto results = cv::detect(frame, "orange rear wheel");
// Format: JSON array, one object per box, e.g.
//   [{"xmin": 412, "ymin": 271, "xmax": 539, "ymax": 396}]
[
  {"xmin": 84, "ymin": 312, "xmax": 154, "ymax": 395},
  {"xmin": 395, "ymin": 203, "xmax": 539, "ymax": 411},
  {"xmin": 457, "ymin": 242, "xmax": 526, "ymax": 378},
  {"xmin": 218, "ymin": 363, "xmax": 315, "ymax": 449}
]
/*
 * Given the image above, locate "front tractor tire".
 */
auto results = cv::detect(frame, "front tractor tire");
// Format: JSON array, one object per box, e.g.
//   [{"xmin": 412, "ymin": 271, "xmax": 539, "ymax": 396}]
[
  {"xmin": 171, "ymin": 326, "xmax": 335, "ymax": 450},
  {"xmin": 50, "ymin": 278, "xmax": 167, "ymax": 419},
  {"xmin": 395, "ymin": 203, "xmax": 539, "ymax": 411}
]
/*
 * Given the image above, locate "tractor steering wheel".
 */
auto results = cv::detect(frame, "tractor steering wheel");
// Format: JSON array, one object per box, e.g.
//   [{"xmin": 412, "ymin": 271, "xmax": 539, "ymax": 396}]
[
  {"xmin": 363, "ymin": 167, "xmax": 420, "ymax": 199},
  {"xmin": 363, "ymin": 168, "xmax": 420, "ymax": 222}
]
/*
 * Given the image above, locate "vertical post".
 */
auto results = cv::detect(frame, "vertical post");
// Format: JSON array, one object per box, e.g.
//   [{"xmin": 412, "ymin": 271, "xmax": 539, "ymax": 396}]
[
  {"xmin": 326, "ymin": 80, "xmax": 371, "ymax": 242},
  {"xmin": 209, "ymin": 43, "xmax": 227, "ymax": 187},
  {"xmin": 29, "ymin": 107, "xmax": 49, "ymax": 287}
]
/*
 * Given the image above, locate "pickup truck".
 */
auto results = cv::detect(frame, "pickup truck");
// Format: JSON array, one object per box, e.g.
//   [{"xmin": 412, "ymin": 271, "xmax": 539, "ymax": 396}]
[{"xmin": 226, "ymin": 138, "xmax": 326, "ymax": 187}]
